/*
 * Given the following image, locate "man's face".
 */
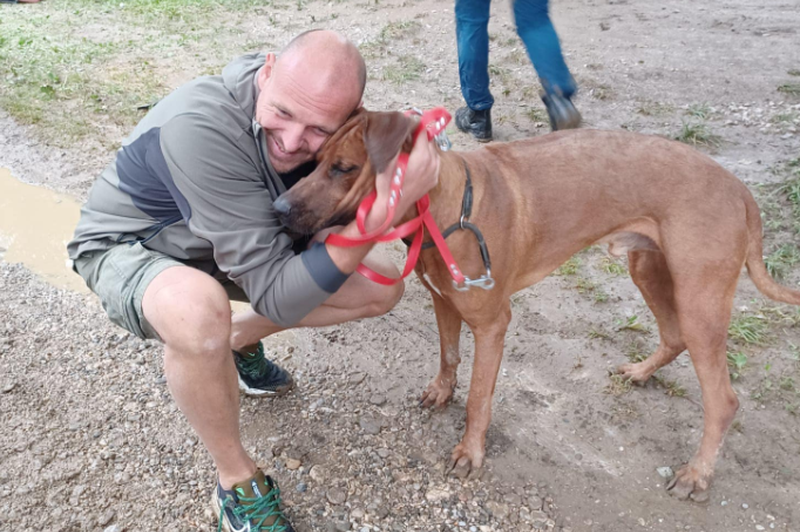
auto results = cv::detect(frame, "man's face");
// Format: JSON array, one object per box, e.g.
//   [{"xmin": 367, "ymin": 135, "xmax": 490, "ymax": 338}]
[{"xmin": 255, "ymin": 54, "xmax": 359, "ymax": 174}]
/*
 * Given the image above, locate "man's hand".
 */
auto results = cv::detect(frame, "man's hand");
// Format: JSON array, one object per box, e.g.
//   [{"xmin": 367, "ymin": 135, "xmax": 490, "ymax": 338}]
[
  {"xmin": 325, "ymin": 133, "xmax": 441, "ymax": 274},
  {"xmin": 364, "ymin": 132, "xmax": 441, "ymax": 232}
]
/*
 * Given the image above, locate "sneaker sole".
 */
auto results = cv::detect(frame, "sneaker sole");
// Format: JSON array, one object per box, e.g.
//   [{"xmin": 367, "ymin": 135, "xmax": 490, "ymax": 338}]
[{"xmin": 237, "ymin": 375, "xmax": 294, "ymax": 397}]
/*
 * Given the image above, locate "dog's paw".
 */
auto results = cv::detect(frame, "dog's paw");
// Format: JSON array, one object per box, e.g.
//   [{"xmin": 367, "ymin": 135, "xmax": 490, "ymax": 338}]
[
  {"xmin": 446, "ymin": 442, "xmax": 484, "ymax": 480},
  {"xmin": 420, "ymin": 376, "xmax": 456, "ymax": 409},
  {"xmin": 615, "ymin": 361, "xmax": 655, "ymax": 384},
  {"xmin": 666, "ymin": 464, "xmax": 711, "ymax": 503}
]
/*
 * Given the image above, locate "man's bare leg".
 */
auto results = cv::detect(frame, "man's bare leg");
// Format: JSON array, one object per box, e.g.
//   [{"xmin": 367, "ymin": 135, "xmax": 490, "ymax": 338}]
[
  {"xmin": 142, "ymin": 266, "xmax": 255, "ymax": 489},
  {"xmin": 142, "ymin": 249, "xmax": 402, "ymax": 488}
]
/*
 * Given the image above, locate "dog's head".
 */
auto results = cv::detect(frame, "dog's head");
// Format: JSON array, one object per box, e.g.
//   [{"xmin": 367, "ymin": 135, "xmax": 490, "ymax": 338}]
[{"xmin": 273, "ymin": 109, "xmax": 417, "ymax": 235}]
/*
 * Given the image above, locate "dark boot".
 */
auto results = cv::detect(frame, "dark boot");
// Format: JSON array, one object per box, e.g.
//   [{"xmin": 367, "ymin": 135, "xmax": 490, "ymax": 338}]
[
  {"xmin": 455, "ymin": 106, "xmax": 493, "ymax": 142},
  {"xmin": 541, "ymin": 93, "xmax": 582, "ymax": 131}
]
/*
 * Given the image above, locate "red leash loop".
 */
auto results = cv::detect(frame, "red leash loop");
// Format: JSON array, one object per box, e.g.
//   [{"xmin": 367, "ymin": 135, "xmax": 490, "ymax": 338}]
[{"xmin": 325, "ymin": 107, "xmax": 467, "ymax": 287}]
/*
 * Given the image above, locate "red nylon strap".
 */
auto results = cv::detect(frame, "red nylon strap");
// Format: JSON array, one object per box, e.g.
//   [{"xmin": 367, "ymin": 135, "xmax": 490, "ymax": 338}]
[{"xmin": 325, "ymin": 107, "xmax": 466, "ymax": 287}]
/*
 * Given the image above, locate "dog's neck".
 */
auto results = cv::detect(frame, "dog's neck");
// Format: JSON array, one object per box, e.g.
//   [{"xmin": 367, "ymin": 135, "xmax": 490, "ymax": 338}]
[{"xmin": 397, "ymin": 150, "xmax": 467, "ymax": 228}]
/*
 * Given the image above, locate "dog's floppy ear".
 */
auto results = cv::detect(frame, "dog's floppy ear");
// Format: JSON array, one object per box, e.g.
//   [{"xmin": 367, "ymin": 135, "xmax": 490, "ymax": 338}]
[{"xmin": 364, "ymin": 111, "xmax": 416, "ymax": 174}]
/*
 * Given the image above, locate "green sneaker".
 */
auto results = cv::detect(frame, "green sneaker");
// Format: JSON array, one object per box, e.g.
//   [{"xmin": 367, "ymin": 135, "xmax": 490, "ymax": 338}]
[
  {"xmin": 212, "ymin": 470, "xmax": 294, "ymax": 532},
  {"xmin": 233, "ymin": 342, "xmax": 294, "ymax": 397}
]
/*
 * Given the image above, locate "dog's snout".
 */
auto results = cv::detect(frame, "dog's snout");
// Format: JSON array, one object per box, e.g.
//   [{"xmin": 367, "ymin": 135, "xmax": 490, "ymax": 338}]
[{"xmin": 273, "ymin": 196, "xmax": 292, "ymax": 216}]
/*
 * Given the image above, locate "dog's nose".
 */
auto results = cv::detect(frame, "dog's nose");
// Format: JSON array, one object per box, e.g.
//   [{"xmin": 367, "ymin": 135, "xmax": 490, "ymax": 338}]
[{"xmin": 273, "ymin": 197, "xmax": 292, "ymax": 216}]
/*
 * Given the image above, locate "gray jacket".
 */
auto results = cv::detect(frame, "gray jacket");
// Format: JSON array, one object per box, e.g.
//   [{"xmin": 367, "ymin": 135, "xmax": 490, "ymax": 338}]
[{"xmin": 68, "ymin": 53, "xmax": 348, "ymax": 326}]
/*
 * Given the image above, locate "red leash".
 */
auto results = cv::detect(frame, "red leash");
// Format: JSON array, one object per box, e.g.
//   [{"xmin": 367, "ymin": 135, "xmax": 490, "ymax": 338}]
[{"xmin": 325, "ymin": 107, "xmax": 466, "ymax": 287}]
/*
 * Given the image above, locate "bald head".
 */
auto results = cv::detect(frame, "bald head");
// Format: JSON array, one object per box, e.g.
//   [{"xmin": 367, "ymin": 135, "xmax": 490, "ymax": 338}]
[{"xmin": 277, "ymin": 30, "xmax": 366, "ymax": 108}]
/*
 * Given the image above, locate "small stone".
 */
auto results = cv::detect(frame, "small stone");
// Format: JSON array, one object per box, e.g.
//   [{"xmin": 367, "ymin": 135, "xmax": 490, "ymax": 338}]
[
  {"xmin": 425, "ymin": 486, "xmax": 450, "ymax": 502},
  {"xmin": 309, "ymin": 465, "xmax": 326, "ymax": 482},
  {"xmin": 756, "ymin": 526, "xmax": 765, "ymax": 531},
  {"xmin": 326, "ymin": 488, "xmax": 347, "ymax": 505},
  {"xmin": 103, "ymin": 526, "xmax": 121, "ymax": 532},
  {"xmin": 296, "ymin": 482, "xmax": 307, "ymax": 493},
  {"xmin": 368, "ymin": 393, "xmax": 386, "ymax": 406},
  {"xmin": 529, "ymin": 510, "xmax": 549, "ymax": 527},
  {"xmin": 656, "ymin": 467, "xmax": 674, "ymax": 479},
  {"xmin": 99, "ymin": 510, "xmax": 115, "ymax": 527},
  {"xmin": 359, "ymin": 416, "xmax": 382, "ymax": 435},
  {"xmin": 485, "ymin": 501, "xmax": 510, "ymax": 520},
  {"xmin": 742, "ymin": 503, "xmax": 749, "ymax": 509},
  {"xmin": 285, "ymin": 458, "xmax": 302, "ymax": 470},
  {"xmin": 1, "ymin": 381, "xmax": 15, "ymax": 393}
]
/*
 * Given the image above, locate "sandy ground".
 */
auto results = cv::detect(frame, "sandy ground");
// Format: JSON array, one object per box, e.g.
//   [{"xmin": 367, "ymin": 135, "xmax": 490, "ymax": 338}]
[{"xmin": 1, "ymin": 0, "xmax": 799, "ymax": 531}]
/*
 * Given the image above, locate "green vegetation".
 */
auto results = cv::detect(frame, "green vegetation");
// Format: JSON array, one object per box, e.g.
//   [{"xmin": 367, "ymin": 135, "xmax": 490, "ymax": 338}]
[
  {"xmin": 764, "ymin": 244, "xmax": 800, "ymax": 280},
  {"xmin": 728, "ymin": 314, "xmax": 769, "ymax": 345},
  {"xmin": 727, "ymin": 351, "xmax": 748, "ymax": 380},
  {"xmin": 674, "ymin": 121, "xmax": 722, "ymax": 149}
]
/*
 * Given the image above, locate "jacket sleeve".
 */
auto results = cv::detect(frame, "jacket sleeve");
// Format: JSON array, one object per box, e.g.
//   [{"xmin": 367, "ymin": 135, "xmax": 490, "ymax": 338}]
[{"xmin": 159, "ymin": 114, "xmax": 349, "ymax": 326}]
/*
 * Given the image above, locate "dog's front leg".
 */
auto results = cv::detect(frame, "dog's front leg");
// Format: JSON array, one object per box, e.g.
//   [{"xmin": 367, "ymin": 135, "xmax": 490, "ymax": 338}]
[
  {"xmin": 421, "ymin": 293, "xmax": 463, "ymax": 408},
  {"xmin": 448, "ymin": 304, "xmax": 511, "ymax": 479}
]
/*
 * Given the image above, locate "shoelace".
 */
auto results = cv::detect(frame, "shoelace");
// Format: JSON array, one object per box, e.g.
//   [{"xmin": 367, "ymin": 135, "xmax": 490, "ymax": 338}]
[
  {"xmin": 218, "ymin": 485, "xmax": 288, "ymax": 532},
  {"xmin": 236, "ymin": 345, "xmax": 269, "ymax": 378}
]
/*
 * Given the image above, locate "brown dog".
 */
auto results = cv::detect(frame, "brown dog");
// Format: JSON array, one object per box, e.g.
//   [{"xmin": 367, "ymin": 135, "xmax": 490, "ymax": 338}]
[{"xmin": 273, "ymin": 109, "xmax": 800, "ymax": 501}]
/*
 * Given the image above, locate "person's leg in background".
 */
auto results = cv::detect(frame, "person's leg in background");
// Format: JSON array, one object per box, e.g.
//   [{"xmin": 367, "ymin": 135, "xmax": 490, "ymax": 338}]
[
  {"xmin": 454, "ymin": 0, "xmax": 494, "ymax": 142},
  {"xmin": 513, "ymin": 0, "xmax": 582, "ymax": 130}
]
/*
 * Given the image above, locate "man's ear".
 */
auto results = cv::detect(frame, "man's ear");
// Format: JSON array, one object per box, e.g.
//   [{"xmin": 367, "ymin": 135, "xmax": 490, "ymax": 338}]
[
  {"xmin": 363, "ymin": 111, "xmax": 416, "ymax": 174},
  {"xmin": 257, "ymin": 53, "xmax": 277, "ymax": 90}
]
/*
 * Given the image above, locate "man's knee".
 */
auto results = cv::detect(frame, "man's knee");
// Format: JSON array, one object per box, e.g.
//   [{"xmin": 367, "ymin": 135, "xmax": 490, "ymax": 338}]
[
  {"xmin": 142, "ymin": 267, "xmax": 232, "ymax": 356},
  {"xmin": 365, "ymin": 281, "xmax": 404, "ymax": 317}
]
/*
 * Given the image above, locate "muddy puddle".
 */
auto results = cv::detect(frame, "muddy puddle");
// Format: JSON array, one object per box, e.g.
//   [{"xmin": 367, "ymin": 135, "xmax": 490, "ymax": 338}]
[{"xmin": 0, "ymin": 167, "xmax": 88, "ymax": 293}]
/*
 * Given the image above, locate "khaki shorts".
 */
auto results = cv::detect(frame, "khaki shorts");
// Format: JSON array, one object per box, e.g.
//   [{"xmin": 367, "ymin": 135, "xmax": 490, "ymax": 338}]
[{"xmin": 73, "ymin": 243, "xmax": 248, "ymax": 341}]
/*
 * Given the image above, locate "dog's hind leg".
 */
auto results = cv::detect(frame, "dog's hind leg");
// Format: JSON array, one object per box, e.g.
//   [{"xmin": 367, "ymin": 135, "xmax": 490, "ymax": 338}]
[
  {"xmin": 667, "ymin": 270, "xmax": 740, "ymax": 502},
  {"xmin": 448, "ymin": 303, "xmax": 512, "ymax": 479},
  {"xmin": 617, "ymin": 250, "xmax": 686, "ymax": 383},
  {"xmin": 421, "ymin": 293, "xmax": 464, "ymax": 409}
]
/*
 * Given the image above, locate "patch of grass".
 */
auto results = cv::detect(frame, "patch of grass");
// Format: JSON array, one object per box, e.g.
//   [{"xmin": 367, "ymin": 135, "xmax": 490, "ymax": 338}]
[
  {"xmin": 590, "ymin": 83, "xmax": 614, "ymax": 101},
  {"xmin": 727, "ymin": 351, "xmax": 748, "ymax": 380},
  {"xmin": 378, "ymin": 20, "xmax": 422, "ymax": 41},
  {"xmin": 593, "ymin": 289, "xmax": 609, "ymax": 303},
  {"xmin": 626, "ymin": 345, "xmax": 648, "ymax": 364},
  {"xmin": 588, "ymin": 328, "xmax": 610, "ymax": 340},
  {"xmin": 686, "ymin": 103, "xmax": 712, "ymax": 119},
  {"xmin": 789, "ymin": 69, "xmax": 800, "ymax": 77},
  {"xmin": 770, "ymin": 111, "xmax": 798, "ymax": 124},
  {"xmin": 764, "ymin": 244, "xmax": 800, "ymax": 280},
  {"xmin": 555, "ymin": 257, "xmax": 581, "ymax": 276},
  {"xmin": 606, "ymin": 374, "xmax": 632, "ymax": 396},
  {"xmin": 526, "ymin": 107, "xmax": 548, "ymax": 123},
  {"xmin": 381, "ymin": 55, "xmax": 426, "ymax": 84},
  {"xmin": 636, "ymin": 101, "xmax": 674, "ymax": 117},
  {"xmin": 728, "ymin": 314, "xmax": 769, "ymax": 345},
  {"xmin": 615, "ymin": 315, "xmax": 649, "ymax": 333},
  {"xmin": 600, "ymin": 257, "xmax": 627, "ymax": 276},
  {"xmin": 730, "ymin": 318, "xmax": 769, "ymax": 348},
  {"xmin": 654, "ymin": 375, "xmax": 687, "ymax": 397},
  {"xmin": 777, "ymin": 83, "xmax": 800, "ymax": 96},
  {"xmin": 674, "ymin": 121, "xmax": 723, "ymax": 149},
  {"xmin": 0, "ymin": 1, "xmax": 251, "ymax": 147},
  {"xmin": 574, "ymin": 277, "xmax": 596, "ymax": 294}
]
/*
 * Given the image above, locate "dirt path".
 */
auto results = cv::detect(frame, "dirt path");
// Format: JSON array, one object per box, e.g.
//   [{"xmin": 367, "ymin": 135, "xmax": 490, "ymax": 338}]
[{"xmin": 1, "ymin": 0, "xmax": 799, "ymax": 531}]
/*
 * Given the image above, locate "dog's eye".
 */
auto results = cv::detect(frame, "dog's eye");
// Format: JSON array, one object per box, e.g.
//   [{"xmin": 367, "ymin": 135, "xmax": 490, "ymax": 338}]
[{"xmin": 330, "ymin": 163, "xmax": 357, "ymax": 177}]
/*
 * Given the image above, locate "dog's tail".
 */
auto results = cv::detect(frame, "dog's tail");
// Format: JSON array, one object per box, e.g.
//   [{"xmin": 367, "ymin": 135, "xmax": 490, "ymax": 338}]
[{"xmin": 744, "ymin": 192, "xmax": 800, "ymax": 305}]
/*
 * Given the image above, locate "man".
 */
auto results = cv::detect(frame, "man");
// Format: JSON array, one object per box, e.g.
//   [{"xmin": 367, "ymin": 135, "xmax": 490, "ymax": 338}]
[
  {"xmin": 68, "ymin": 30, "xmax": 439, "ymax": 531},
  {"xmin": 454, "ymin": 0, "xmax": 581, "ymax": 141}
]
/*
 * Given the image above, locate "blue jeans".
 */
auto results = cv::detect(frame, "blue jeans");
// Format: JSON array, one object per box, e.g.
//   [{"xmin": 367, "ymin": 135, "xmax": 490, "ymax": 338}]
[{"xmin": 455, "ymin": 0, "xmax": 577, "ymax": 111}]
